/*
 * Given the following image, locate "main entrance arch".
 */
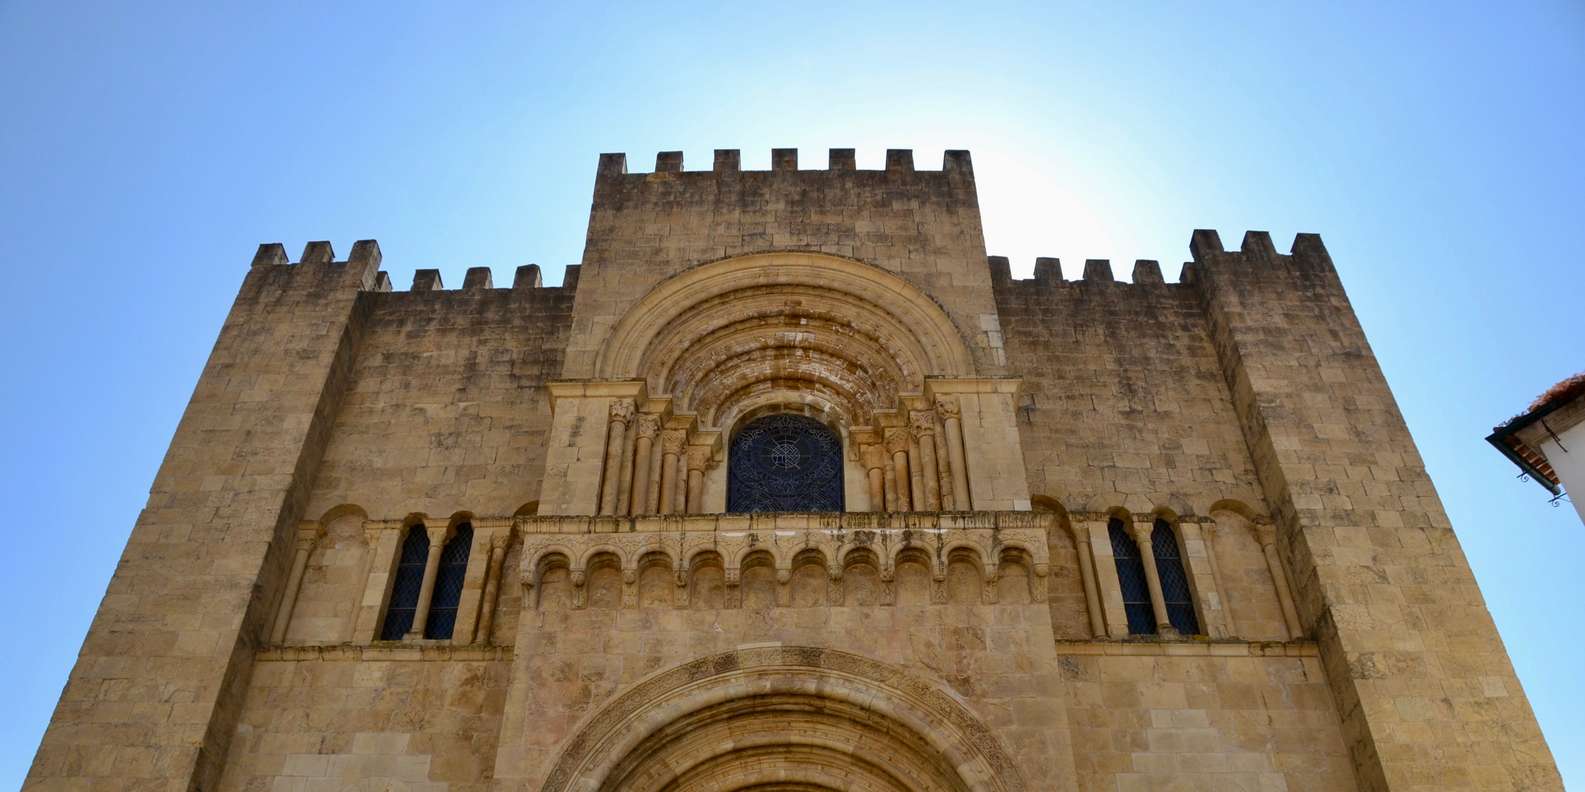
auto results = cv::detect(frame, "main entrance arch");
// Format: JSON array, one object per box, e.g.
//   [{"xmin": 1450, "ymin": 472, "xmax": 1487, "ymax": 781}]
[{"xmin": 539, "ymin": 646, "xmax": 1026, "ymax": 792}]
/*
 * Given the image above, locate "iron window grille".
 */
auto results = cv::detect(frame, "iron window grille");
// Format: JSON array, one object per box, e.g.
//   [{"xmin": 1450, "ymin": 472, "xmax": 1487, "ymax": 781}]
[
  {"xmin": 1109, "ymin": 518, "xmax": 1157, "ymax": 635},
  {"xmin": 727, "ymin": 413, "xmax": 845, "ymax": 513},
  {"xmin": 424, "ymin": 523, "xmax": 473, "ymax": 640},
  {"xmin": 380, "ymin": 524, "xmax": 430, "ymax": 640},
  {"xmin": 1152, "ymin": 519, "xmax": 1200, "ymax": 635}
]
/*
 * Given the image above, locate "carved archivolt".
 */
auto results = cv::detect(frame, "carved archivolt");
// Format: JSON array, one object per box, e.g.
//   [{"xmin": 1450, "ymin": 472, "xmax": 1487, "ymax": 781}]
[
  {"xmin": 594, "ymin": 251, "xmax": 975, "ymax": 386},
  {"xmin": 539, "ymin": 646, "xmax": 1027, "ymax": 792},
  {"xmin": 571, "ymin": 252, "xmax": 990, "ymax": 516}
]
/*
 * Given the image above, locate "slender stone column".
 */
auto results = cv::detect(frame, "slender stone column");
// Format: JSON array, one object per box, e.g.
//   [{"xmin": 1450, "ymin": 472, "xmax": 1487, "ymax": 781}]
[
  {"xmin": 1256, "ymin": 522, "xmax": 1303, "ymax": 639},
  {"xmin": 672, "ymin": 452, "xmax": 689, "ymax": 515},
  {"xmin": 909, "ymin": 411, "xmax": 941, "ymax": 511},
  {"xmin": 907, "ymin": 435, "xmax": 926, "ymax": 510},
  {"xmin": 1128, "ymin": 517, "xmax": 1174, "ymax": 635},
  {"xmin": 936, "ymin": 398, "xmax": 971, "ymax": 510},
  {"xmin": 408, "ymin": 524, "xmax": 451, "ymax": 638},
  {"xmin": 882, "ymin": 460, "xmax": 899, "ymax": 512},
  {"xmin": 932, "ymin": 423, "xmax": 954, "ymax": 510},
  {"xmin": 599, "ymin": 399, "xmax": 634, "ymax": 515},
  {"xmin": 1197, "ymin": 519, "xmax": 1235, "ymax": 636},
  {"xmin": 861, "ymin": 443, "xmax": 887, "ymax": 513},
  {"xmin": 1071, "ymin": 527, "xmax": 1105, "ymax": 638},
  {"xmin": 473, "ymin": 531, "xmax": 510, "ymax": 643},
  {"xmin": 685, "ymin": 445, "xmax": 710, "ymax": 514},
  {"xmin": 270, "ymin": 523, "xmax": 323, "ymax": 644},
  {"xmin": 629, "ymin": 414, "xmax": 659, "ymax": 516},
  {"xmin": 645, "ymin": 428, "xmax": 665, "ymax": 513},
  {"xmin": 885, "ymin": 429, "xmax": 912, "ymax": 512},
  {"xmin": 658, "ymin": 430, "xmax": 685, "ymax": 515}
]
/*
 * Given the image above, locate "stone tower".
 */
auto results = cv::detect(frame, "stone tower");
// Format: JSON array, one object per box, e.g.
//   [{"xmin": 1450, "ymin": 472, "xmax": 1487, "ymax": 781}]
[{"xmin": 27, "ymin": 149, "xmax": 1559, "ymax": 791}]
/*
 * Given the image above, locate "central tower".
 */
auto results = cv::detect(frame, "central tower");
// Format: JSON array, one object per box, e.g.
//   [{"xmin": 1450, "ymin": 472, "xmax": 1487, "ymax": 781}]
[{"xmin": 537, "ymin": 151, "xmax": 1032, "ymax": 517}]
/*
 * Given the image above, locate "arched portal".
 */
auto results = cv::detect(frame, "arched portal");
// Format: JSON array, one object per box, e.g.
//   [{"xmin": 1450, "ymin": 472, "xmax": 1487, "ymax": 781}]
[
  {"xmin": 539, "ymin": 646, "xmax": 1026, "ymax": 792},
  {"xmin": 727, "ymin": 413, "xmax": 845, "ymax": 513}
]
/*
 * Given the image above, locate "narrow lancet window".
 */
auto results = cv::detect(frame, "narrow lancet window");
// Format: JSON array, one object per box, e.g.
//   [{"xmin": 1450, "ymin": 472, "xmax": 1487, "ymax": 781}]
[
  {"xmin": 1109, "ymin": 518, "xmax": 1156, "ymax": 635},
  {"xmin": 424, "ymin": 523, "xmax": 473, "ymax": 639},
  {"xmin": 1152, "ymin": 519, "xmax": 1200, "ymax": 635},
  {"xmin": 380, "ymin": 524, "xmax": 430, "ymax": 640}
]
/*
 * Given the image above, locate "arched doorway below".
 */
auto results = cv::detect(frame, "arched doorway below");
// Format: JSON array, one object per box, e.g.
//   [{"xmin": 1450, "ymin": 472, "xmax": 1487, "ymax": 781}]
[
  {"xmin": 538, "ymin": 646, "xmax": 1027, "ymax": 792},
  {"xmin": 727, "ymin": 414, "xmax": 844, "ymax": 513}
]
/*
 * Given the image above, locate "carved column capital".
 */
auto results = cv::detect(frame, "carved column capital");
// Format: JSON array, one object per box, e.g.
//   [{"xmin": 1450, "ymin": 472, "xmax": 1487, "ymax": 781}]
[
  {"xmin": 933, "ymin": 397, "xmax": 961, "ymax": 420},
  {"xmin": 909, "ymin": 410, "xmax": 936, "ymax": 439},
  {"xmin": 884, "ymin": 428, "xmax": 911, "ymax": 455},
  {"xmin": 661, "ymin": 429, "xmax": 688, "ymax": 455},
  {"xmin": 1127, "ymin": 515, "xmax": 1156, "ymax": 543},
  {"xmin": 634, "ymin": 413, "xmax": 661, "ymax": 439},
  {"xmin": 1253, "ymin": 520, "xmax": 1278, "ymax": 548},
  {"xmin": 294, "ymin": 521, "xmax": 325, "ymax": 550},
  {"xmin": 860, "ymin": 443, "xmax": 888, "ymax": 470},
  {"xmin": 686, "ymin": 444, "xmax": 713, "ymax": 471},
  {"xmin": 608, "ymin": 398, "xmax": 636, "ymax": 424}
]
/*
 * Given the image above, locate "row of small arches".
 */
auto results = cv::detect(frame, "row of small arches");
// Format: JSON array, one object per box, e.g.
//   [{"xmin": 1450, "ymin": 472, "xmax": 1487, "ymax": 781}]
[
  {"xmin": 532, "ymin": 544, "xmax": 1043, "ymax": 609},
  {"xmin": 526, "ymin": 537, "xmax": 1043, "ymax": 586}
]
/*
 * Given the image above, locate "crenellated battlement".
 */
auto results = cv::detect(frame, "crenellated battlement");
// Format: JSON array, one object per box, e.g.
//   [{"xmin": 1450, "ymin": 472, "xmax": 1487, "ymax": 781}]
[
  {"xmin": 594, "ymin": 147, "xmax": 974, "ymax": 177},
  {"xmin": 1184, "ymin": 229, "xmax": 1335, "ymax": 282},
  {"xmin": 247, "ymin": 241, "xmax": 579, "ymax": 296},
  {"xmin": 250, "ymin": 239, "xmax": 383, "ymax": 273},
  {"xmin": 989, "ymin": 231, "xmax": 1333, "ymax": 291},
  {"xmin": 988, "ymin": 254, "xmax": 1179, "ymax": 288}
]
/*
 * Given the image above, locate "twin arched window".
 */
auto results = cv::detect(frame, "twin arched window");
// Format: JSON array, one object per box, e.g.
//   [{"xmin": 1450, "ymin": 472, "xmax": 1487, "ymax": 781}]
[
  {"xmin": 1108, "ymin": 517, "xmax": 1200, "ymax": 636},
  {"xmin": 379, "ymin": 522, "xmax": 473, "ymax": 641}
]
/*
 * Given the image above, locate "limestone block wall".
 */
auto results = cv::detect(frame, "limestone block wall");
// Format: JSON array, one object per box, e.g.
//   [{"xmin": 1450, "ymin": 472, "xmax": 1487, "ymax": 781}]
[
  {"xmin": 561, "ymin": 149, "xmax": 1005, "ymax": 378},
  {"xmin": 993, "ymin": 257, "xmax": 1265, "ymax": 516},
  {"xmin": 1191, "ymin": 231, "xmax": 1561, "ymax": 790},
  {"xmin": 1059, "ymin": 644, "xmax": 1356, "ymax": 791},
  {"xmin": 217, "ymin": 646, "xmax": 511, "ymax": 792},
  {"xmin": 305, "ymin": 269, "xmax": 576, "ymax": 520}
]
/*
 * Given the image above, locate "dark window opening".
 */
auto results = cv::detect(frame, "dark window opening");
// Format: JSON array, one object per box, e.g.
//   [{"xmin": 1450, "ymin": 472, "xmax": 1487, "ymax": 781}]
[
  {"xmin": 727, "ymin": 413, "xmax": 845, "ymax": 513},
  {"xmin": 380, "ymin": 525, "xmax": 429, "ymax": 640},
  {"xmin": 424, "ymin": 523, "xmax": 473, "ymax": 639},
  {"xmin": 1109, "ymin": 517, "xmax": 1156, "ymax": 635},
  {"xmin": 1152, "ymin": 519, "xmax": 1200, "ymax": 635}
]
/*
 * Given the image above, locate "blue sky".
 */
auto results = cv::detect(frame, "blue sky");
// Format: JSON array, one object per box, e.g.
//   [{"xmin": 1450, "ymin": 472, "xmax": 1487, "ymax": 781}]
[{"xmin": 2, "ymin": 1, "xmax": 1582, "ymax": 786}]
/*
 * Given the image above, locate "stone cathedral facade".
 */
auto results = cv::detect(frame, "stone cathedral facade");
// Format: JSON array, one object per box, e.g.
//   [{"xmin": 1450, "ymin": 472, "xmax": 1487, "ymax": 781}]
[{"xmin": 28, "ymin": 149, "xmax": 1560, "ymax": 791}]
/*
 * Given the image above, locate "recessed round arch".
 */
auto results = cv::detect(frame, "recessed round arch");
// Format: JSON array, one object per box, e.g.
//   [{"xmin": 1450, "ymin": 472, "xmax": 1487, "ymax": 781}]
[
  {"xmin": 538, "ymin": 645, "xmax": 1027, "ymax": 792},
  {"xmin": 593, "ymin": 251, "xmax": 976, "ymax": 382}
]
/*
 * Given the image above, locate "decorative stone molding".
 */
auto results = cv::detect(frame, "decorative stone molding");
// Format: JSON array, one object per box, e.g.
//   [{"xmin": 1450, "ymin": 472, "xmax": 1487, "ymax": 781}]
[
  {"xmin": 607, "ymin": 398, "xmax": 635, "ymax": 423},
  {"xmin": 539, "ymin": 645, "xmax": 1027, "ymax": 792},
  {"xmin": 633, "ymin": 413, "xmax": 661, "ymax": 439},
  {"xmin": 659, "ymin": 429, "xmax": 687, "ymax": 455},
  {"xmin": 933, "ymin": 397, "xmax": 961, "ymax": 420},
  {"xmin": 513, "ymin": 512, "xmax": 1050, "ymax": 610}
]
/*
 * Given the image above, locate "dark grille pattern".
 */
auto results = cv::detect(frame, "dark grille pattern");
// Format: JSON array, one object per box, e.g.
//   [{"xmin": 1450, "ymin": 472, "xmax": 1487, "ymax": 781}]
[
  {"xmin": 424, "ymin": 523, "xmax": 473, "ymax": 639},
  {"xmin": 380, "ymin": 525, "xmax": 430, "ymax": 640},
  {"xmin": 1152, "ymin": 519, "xmax": 1200, "ymax": 635},
  {"xmin": 727, "ymin": 414, "xmax": 845, "ymax": 513},
  {"xmin": 1109, "ymin": 518, "xmax": 1156, "ymax": 635}
]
